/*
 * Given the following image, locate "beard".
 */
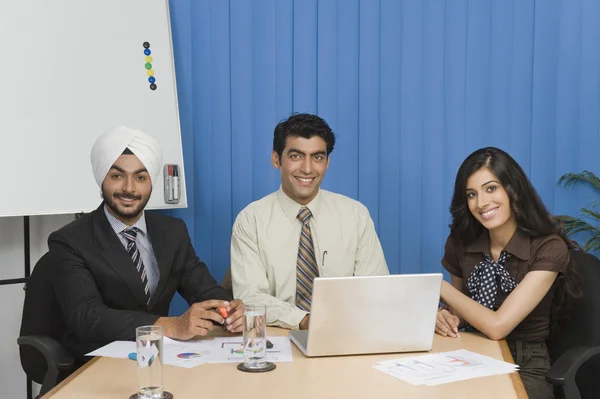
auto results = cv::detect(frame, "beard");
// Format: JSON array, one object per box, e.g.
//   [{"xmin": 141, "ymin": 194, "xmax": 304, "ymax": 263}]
[{"xmin": 102, "ymin": 188, "xmax": 151, "ymax": 221}]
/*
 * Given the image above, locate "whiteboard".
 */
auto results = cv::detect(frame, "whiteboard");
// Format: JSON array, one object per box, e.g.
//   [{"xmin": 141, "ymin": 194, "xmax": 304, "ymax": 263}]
[{"xmin": 0, "ymin": 0, "xmax": 187, "ymax": 217}]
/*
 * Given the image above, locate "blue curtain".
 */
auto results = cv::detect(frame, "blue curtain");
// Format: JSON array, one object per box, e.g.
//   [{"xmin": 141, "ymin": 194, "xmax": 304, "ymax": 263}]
[{"xmin": 167, "ymin": 0, "xmax": 600, "ymax": 314}]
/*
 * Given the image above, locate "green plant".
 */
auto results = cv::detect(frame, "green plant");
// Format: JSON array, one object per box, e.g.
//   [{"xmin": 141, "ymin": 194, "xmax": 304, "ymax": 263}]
[{"xmin": 557, "ymin": 170, "xmax": 600, "ymax": 252}]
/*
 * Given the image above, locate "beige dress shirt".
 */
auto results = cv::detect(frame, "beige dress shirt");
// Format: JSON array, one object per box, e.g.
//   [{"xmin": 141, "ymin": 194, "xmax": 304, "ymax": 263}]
[{"xmin": 231, "ymin": 187, "xmax": 389, "ymax": 329}]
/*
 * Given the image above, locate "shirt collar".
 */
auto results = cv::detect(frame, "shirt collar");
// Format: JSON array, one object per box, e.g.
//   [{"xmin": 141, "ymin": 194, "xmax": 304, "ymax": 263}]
[
  {"xmin": 276, "ymin": 186, "xmax": 323, "ymax": 223},
  {"xmin": 465, "ymin": 228, "xmax": 530, "ymax": 260},
  {"xmin": 103, "ymin": 204, "xmax": 148, "ymax": 236}
]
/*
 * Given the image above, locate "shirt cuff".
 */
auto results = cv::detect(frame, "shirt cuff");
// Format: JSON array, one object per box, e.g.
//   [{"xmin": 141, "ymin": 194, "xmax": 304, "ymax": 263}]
[{"xmin": 275, "ymin": 307, "xmax": 308, "ymax": 330}]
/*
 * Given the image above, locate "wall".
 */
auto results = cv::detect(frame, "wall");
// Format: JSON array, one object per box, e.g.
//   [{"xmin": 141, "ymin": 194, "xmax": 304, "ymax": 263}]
[{"xmin": 0, "ymin": 215, "xmax": 73, "ymax": 398}]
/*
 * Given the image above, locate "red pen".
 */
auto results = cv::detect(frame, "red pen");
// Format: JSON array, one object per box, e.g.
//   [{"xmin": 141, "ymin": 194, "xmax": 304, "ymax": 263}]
[{"xmin": 219, "ymin": 307, "xmax": 229, "ymax": 330}]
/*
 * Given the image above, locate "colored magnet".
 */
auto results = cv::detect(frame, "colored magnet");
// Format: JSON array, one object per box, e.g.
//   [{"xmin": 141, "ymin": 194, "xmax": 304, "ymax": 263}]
[{"xmin": 143, "ymin": 42, "xmax": 155, "ymax": 88}]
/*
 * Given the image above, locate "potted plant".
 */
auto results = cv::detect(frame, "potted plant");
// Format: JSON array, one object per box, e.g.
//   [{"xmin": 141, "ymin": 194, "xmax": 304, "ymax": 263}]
[{"xmin": 557, "ymin": 171, "xmax": 600, "ymax": 252}]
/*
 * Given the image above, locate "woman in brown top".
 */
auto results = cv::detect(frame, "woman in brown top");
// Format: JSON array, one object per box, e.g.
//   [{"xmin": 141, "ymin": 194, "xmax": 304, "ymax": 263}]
[{"xmin": 437, "ymin": 147, "xmax": 579, "ymax": 399}]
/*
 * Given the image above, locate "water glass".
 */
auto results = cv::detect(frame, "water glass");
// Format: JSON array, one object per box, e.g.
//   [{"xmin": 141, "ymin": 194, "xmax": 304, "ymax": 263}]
[
  {"xmin": 243, "ymin": 304, "xmax": 267, "ymax": 369},
  {"xmin": 135, "ymin": 325, "xmax": 164, "ymax": 399}
]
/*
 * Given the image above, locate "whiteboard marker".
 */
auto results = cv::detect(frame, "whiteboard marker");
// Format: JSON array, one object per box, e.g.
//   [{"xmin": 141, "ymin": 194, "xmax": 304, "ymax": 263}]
[
  {"xmin": 167, "ymin": 165, "xmax": 174, "ymax": 201},
  {"xmin": 173, "ymin": 165, "xmax": 179, "ymax": 201}
]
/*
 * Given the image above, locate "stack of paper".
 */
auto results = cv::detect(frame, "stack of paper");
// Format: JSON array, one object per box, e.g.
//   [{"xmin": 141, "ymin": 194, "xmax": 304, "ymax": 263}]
[
  {"xmin": 86, "ymin": 336, "xmax": 293, "ymax": 369},
  {"xmin": 373, "ymin": 349, "xmax": 518, "ymax": 386}
]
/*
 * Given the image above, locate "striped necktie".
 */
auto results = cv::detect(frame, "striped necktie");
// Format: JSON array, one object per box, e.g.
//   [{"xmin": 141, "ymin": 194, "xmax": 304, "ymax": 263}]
[
  {"xmin": 121, "ymin": 227, "xmax": 151, "ymax": 306},
  {"xmin": 296, "ymin": 207, "xmax": 319, "ymax": 311}
]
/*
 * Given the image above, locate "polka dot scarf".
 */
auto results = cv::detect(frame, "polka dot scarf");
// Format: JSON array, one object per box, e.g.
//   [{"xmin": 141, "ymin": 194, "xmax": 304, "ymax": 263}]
[{"xmin": 466, "ymin": 251, "xmax": 518, "ymax": 310}]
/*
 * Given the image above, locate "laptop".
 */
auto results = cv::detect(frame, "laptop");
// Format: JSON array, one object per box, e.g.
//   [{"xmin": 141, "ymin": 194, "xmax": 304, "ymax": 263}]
[{"xmin": 289, "ymin": 273, "xmax": 443, "ymax": 357}]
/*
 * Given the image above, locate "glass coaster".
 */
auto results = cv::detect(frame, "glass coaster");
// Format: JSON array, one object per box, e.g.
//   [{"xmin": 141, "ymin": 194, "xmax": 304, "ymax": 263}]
[
  {"xmin": 129, "ymin": 391, "xmax": 173, "ymax": 399},
  {"xmin": 237, "ymin": 362, "xmax": 276, "ymax": 373}
]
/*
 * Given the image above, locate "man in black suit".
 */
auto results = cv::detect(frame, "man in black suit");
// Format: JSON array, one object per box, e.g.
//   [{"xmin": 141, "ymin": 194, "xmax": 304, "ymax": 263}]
[{"xmin": 49, "ymin": 126, "xmax": 243, "ymax": 364}]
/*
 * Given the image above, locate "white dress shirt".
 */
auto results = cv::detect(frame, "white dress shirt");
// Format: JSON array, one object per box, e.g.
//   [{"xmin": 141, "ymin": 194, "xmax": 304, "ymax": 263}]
[
  {"xmin": 103, "ymin": 205, "xmax": 160, "ymax": 298},
  {"xmin": 231, "ymin": 187, "xmax": 389, "ymax": 329}
]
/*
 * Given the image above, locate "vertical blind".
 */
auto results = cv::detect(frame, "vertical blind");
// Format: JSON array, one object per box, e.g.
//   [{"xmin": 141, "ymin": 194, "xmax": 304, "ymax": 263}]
[{"xmin": 166, "ymin": 0, "xmax": 600, "ymax": 302}]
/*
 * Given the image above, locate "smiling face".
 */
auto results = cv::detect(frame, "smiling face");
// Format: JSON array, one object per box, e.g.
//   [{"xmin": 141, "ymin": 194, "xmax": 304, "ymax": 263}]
[
  {"xmin": 272, "ymin": 135, "xmax": 330, "ymax": 205},
  {"xmin": 466, "ymin": 167, "xmax": 517, "ymax": 236},
  {"xmin": 101, "ymin": 153, "xmax": 152, "ymax": 225}
]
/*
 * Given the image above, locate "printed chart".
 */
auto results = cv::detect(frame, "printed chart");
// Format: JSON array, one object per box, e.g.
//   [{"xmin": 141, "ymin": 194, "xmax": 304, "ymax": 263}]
[{"xmin": 373, "ymin": 349, "xmax": 518, "ymax": 386}]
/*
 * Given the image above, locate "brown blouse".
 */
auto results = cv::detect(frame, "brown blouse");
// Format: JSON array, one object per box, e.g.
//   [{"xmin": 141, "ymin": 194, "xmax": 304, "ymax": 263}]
[{"xmin": 441, "ymin": 228, "xmax": 570, "ymax": 342}]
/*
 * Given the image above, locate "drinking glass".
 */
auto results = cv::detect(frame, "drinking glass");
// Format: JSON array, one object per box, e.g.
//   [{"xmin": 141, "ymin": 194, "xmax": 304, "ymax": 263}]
[{"xmin": 242, "ymin": 304, "xmax": 267, "ymax": 369}]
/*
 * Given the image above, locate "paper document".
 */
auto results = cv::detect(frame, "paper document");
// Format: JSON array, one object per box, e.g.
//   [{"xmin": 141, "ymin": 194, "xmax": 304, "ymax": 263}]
[
  {"xmin": 86, "ymin": 337, "xmax": 213, "ymax": 368},
  {"xmin": 209, "ymin": 336, "xmax": 294, "ymax": 364},
  {"xmin": 86, "ymin": 341, "xmax": 135, "ymax": 359},
  {"xmin": 86, "ymin": 336, "xmax": 293, "ymax": 368},
  {"xmin": 161, "ymin": 337, "xmax": 214, "ymax": 368},
  {"xmin": 373, "ymin": 349, "xmax": 518, "ymax": 386}
]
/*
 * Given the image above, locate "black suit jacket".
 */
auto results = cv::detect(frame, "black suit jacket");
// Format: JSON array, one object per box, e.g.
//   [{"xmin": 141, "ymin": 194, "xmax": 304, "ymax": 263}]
[{"xmin": 49, "ymin": 204, "xmax": 232, "ymax": 362}]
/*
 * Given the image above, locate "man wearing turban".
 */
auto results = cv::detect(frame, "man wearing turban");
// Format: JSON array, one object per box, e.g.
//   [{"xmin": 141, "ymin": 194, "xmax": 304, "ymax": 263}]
[{"xmin": 49, "ymin": 126, "xmax": 243, "ymax": 365}]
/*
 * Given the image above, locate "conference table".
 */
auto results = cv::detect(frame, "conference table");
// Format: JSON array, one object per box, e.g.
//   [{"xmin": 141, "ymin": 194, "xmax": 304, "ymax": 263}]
[{"xmin": 43, "ymin": 328, "xmax": 527, "ymax": 399}]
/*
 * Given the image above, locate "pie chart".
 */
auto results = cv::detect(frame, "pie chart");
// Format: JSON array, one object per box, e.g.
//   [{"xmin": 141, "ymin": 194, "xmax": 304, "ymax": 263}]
[{"xmin": 177, "ymin": 352, "xmax": 202, "ymax": 359}]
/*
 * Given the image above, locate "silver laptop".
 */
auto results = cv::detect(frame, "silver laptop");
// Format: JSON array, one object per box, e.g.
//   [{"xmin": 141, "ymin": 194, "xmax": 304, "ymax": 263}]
[{"xmin": 289, "ymin": 274, "xmax": 443, "ymax": 357}]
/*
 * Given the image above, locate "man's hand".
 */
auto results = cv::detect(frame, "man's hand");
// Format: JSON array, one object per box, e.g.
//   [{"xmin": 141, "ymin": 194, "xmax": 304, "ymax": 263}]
[
  {"xmin": 435, "ymin": 308, "xmax": 460, "ymax": 338},
  {"xmin": 155, "ymin": 299, "xmax": 230, "ymax": 340},
  {"xmin": 299, "ymin": 314, "xmax": 310, "ymax": 330},
  {"xmin": 223, "ymin": 299, "xmax": 244, "ymax": 333}
]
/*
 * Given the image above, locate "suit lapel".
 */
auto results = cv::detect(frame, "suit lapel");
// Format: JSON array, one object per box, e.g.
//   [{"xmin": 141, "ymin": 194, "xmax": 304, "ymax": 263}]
[
  {"xmin": 146, "ymin": 212, "xmax": 173, "ymax": 308},
  {"xmin": 92, "ymin": 205, "xmax": 149, "ymax": 309}
]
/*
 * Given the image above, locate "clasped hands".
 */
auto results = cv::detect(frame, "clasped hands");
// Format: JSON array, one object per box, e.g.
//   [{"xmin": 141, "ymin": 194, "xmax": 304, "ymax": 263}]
[{"xmin": 157, "ymin": 299, "xmax": 244, "ymax": 340}]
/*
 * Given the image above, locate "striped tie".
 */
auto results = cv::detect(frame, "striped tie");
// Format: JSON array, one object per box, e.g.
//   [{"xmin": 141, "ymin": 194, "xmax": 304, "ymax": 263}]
[
  {"xmin": 121, "ymin": 228, "xmax": 151, "ymax": 306},
  {"xmin": 296, "ymin": 207, "xmax": 319, "ymax": 312}
]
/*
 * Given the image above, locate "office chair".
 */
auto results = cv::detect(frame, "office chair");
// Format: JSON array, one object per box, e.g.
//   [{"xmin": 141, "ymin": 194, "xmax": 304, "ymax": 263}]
[
  {"xmin": 546, "ymin": 250, "xmax": 600, "ymax": 399},
  {"xmin": 18, "ymin": 252, "xmax": 74, "ymax": 398},
  {"xmin": 220, "ymin": 266, "xmax": 233, "ymax": 298}
]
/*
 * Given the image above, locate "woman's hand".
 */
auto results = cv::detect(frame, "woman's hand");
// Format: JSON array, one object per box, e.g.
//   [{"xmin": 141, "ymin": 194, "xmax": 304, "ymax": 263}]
[{"xmin": 435, "ymin": 308, "xmax": 461, "ymax": 338}]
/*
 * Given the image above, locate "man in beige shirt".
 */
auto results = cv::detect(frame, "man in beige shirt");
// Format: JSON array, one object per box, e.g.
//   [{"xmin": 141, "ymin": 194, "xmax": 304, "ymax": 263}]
[{"xmin": 231, "ymin": 113, "xmax": 389, "ymax": 330}]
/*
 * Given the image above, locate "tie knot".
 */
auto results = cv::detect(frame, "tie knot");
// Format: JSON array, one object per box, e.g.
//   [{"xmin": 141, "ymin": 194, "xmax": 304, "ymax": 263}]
[
  {"xmin": 297, "ymin": 207, "xmax": 312, "ymax": 224},
  {"xmin": 121, "ymin": 227, "xmax": 139, "ymax": 242}
]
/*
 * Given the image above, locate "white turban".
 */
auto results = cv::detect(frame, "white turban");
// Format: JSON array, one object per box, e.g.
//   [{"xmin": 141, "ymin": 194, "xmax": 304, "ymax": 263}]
[{"xmin": 90, "ymin": 126, "xmax": 163, "ymax": 187}]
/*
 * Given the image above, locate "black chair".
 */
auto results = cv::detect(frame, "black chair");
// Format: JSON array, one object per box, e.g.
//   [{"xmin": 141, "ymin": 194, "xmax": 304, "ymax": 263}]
[
  {"xmin": 18, "ymin": 253, "xmax": 74, "ymax": 398},
  {"xmin": 220, "ymin": 266, "xmax": 233, "ymax": 298},
  {"xmin": 546, "ymin": 250, "xmax": 600, "ymax": 399}
]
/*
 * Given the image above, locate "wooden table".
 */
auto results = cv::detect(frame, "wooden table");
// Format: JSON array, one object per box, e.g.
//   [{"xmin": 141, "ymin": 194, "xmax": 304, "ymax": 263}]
[{"xmin": 44, "ymin": 328, "xmax": 527, "ymax": 399}]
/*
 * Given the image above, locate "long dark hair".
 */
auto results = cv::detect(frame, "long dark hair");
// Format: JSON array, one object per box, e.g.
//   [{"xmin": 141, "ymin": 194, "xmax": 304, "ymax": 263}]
[{"xmin": 449, "ymin": 147, "xmax": 580, "ymax": 326}]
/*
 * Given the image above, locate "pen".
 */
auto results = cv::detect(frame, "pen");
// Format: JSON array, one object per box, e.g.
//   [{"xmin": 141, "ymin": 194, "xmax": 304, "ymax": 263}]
[{"xmin": 219, "ymin": 307, "xmax": 229, "ymax": 330}]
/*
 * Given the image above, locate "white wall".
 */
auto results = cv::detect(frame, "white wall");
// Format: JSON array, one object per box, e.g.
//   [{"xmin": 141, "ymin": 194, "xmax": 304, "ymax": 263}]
[{"xmin": 0, "ymin": 214, "xmax": 74, "ymax": 398}]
